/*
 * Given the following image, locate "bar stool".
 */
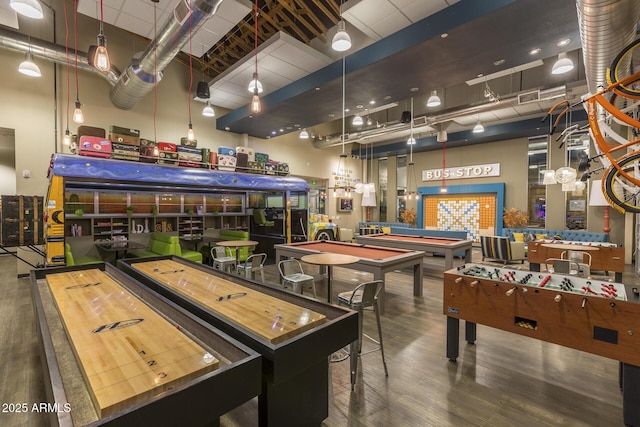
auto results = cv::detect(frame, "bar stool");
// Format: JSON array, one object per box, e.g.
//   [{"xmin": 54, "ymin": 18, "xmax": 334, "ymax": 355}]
[
  {"xmin": 337, "ymin": 279, "xmax": 388, "ymax": 391},
  {"xmin": 211, "ymin": 246, "xmax": 236, "ymax": 273},
  {"xmin": 277, "ymin": 259, "xmax": 316, "ymax": 297},
  {"xmin": 237, "ymin": 253, "xmax": 267, "ymax": 282}
]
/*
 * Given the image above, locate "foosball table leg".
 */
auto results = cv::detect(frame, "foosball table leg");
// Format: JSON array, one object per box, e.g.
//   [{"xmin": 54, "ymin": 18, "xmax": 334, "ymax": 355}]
[
  {"xmin": 446, "ymin": 316, "xmax": 459, "ymax": 362},
  {"xmin": 465, "ymin": 321, "xmax": 477, "ymax": 345}
]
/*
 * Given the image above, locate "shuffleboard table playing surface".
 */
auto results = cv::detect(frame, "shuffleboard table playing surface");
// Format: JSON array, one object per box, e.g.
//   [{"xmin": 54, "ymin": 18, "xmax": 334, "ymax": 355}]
[
  {"xmin": 131, "ymin": 259, "xmax": 327, "ymax": 344},
  {"xmin": 46, "ymin": 268, "xmax": 219, "ymax": 417}
]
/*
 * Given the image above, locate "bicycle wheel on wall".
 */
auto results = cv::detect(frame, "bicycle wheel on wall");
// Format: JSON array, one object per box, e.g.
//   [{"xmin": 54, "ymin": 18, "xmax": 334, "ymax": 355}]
[
  {"xmin": 603, "ymin": 151, "xmax": 640, "ymax": 213},
  {"xmin": 607, "ymin": 38, "xmax": 640, "ymax": 99}
]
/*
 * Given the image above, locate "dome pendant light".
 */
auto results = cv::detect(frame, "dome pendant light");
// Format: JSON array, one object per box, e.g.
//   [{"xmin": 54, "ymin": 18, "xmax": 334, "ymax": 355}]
[
  {"xmin": 10, "ymin": 0, "xmax": 44, "ymax": 19},
  {"xmin": 247, "ymin": 72, "xmax": 263, "ymax": 93},
  {"xmin": 427, "ymin": 90, "xmax": 441, "ymax": 107},
  {"xmin": 473, "ymin": 120, "xmax": 484, "ymax": 133},
  {"xmin": 202, "ymin": 101, "xmax": 215, "ymax": 117},
  {"xmin": 332, "ymin": 20, "xmax": 351, "ymax": 52},
  {"xmin": 552, "ymin": 52, "xmax": 574, "ymax": 75},
  {"xmin": 299, "ymin": 128, "xmax": 309, "ymax": 139},
  {"xmin": 19, "ymin": 52, "xmax": 41, "ymax": 77},
  {"xmin": 352, "ymin": 114, "xmax": 363, "ymax": 126}
]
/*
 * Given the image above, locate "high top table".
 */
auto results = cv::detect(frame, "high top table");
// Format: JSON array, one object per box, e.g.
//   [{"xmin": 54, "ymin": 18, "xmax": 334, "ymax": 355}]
[
  {"xmin": 301, "ymin": 253, "xmax": 359, "ymax": 302},
  {"xmin": 216, "ymin": 240, "xmax": 258, "ymax": 270}
]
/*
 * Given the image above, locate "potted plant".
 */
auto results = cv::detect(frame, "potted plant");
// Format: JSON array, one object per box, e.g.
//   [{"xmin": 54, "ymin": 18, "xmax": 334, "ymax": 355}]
[
  {"xmin": 503, "ymin": 207, "xmax": 529, "ymax": 228},
  {"xmin": 126, "ymin": 206, "xmax": 134, "ymax": 217},
  {"xmin": 74, "ymin": 208, "xmax": 83, "ymax": 217},
  {"xmin": 152, "ymin": 204, "xmax": 158, "ymax": 216},
  {"xmin": 401, "ymin": 208, "xmax": 417, "ymax": 227}
]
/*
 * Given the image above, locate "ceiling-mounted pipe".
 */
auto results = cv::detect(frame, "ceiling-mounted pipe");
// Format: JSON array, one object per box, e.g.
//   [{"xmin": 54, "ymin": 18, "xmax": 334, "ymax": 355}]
[
  {"xmin": 110, "ymin": 0, "xmax": 223, "ymax": 110},
  {"xmin": 576, "ymin": 0, "xmax": 640, "ymax": 94},
  {"xmin": 311, "ymin": 85, "xmax": 570, "ymax": 149},
  {"xmin": 0, "ymin": 27, "xmax": 119, "ymax": 85}
]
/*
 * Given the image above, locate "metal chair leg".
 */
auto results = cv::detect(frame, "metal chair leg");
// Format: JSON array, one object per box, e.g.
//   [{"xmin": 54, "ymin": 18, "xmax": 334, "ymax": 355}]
[{"xmin": 374, "ymin": 301, "xmax": 388, "ymax": 376}]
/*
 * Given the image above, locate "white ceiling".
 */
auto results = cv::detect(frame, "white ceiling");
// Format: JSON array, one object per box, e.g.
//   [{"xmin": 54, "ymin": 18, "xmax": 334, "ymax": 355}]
[
  {"xmin": 77, "ymin": 0, "xmax": 251, "ymax": 57},
  {"xmin": 342, "ymin": 0, "xmax": 459, "ymax": 41}
]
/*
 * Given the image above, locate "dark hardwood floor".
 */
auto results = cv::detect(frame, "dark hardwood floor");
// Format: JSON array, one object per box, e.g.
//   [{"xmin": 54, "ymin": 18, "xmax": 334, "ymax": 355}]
[{"xmin": 0, "ymin": 251, "xmax": 634, "ymax": 426}]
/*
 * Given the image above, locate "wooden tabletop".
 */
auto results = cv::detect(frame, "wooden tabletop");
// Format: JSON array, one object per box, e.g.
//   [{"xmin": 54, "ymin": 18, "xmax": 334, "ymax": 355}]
[
  {"xmin": 131, "ymin": 259, "xmax": 326, "ymax": 344},
  {"xmin": 216, "ymin": 240, "xmax": 259, "ymax": 248},
  {"xmin": 301, "ymin": 253, "xmax": 360, "ymax": 266},
  {"xmin": 45, "ymin": 268, "xmax": 218, "ymax": 417},
  {"xmin": 540, "ymin": 243, "xmax": 601, "ymax": 251}
]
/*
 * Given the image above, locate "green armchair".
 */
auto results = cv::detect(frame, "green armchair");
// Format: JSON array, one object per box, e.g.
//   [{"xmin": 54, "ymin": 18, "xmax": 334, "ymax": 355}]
[
  {"xmin": 65, "ymin": 243, "xmax": 102, "ymax": 266},
  {"xmin": 128, "ymin": 233, "xmax": 203, "ymax": 263}
]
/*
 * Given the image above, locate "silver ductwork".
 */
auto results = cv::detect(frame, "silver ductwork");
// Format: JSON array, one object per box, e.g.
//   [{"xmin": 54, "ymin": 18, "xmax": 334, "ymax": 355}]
[
  {"xmin": 576, "ymin": 0, "xmax": 640, "ymax": 94},
  {"xmin": 110, "ymin": 0, "xmax": 223, "ymax": 110},
  {"xmin": 0, "ymin": 27, "xmax": 119, "ymax": 85},
  {"xmin": 311, "ymin": 85, "xmax": 571, "ymax": 149}
]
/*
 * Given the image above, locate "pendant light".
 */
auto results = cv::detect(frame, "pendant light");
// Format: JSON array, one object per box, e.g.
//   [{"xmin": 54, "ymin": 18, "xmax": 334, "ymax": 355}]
[
  {"xmin": 93, "ymin": 0, "xmax": 110, "ymax": 71},
  {"xmin": 202, "ymin": 101, "xmax": 215, "ymax": 117},
  {"xmin": 152, "ymin": 0, "xmax": 159, "ymax": 157},
  {"xmin": 335, "ymin": 56, "xmax": 350, "ymax": 197},
  {"xmin": 407, "ymin": 99, "xmax": 416, "ymax": 145},
  {"xmin": 472, "ymin": 115, "xmax": 484, "ymax": 133},
  {"xmin": 427, "ymin": 90, "xmax": 441, "ymax": 107},
  {"xmin": 186, "ymin": 0, "xmax": 195, "ymax": 140},
  {"xmin": 18, "ymin": 37, "xmax": 41, "ymax": 77},
  {"xmin": 552, "ymin": 53, "xmax": 574, "ymax": 75},
  {"xmin": 352, "ymin": 114, "xmax": 363, "ymax": 126},
  {"xmin": 332, "ymin": 20, "xmax": 351, "ymax": 52},
  {"xmin": 72, "ymin": 1, "xmax": 84, "ymax": 124},
  {"xmin": 249, "ymin": 0, "xmax": 261, "ymax": 113},
  {"xmin": 10, "ymin": 0, "xmax": 44, "ymax": 19},
  {"xmin": 299, "ymin": 128, "xmax": 309, "ymax": 139},
  {"xmin": 62, "ymin": 0, "xmax": 71, "ymax": 147},
  {"xmin": 332, "ymin": 1, "xmax": 351, "ymax": 52}
]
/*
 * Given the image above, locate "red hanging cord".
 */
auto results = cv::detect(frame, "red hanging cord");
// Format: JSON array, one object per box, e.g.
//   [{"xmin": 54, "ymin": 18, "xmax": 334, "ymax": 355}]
[
  {"xmin": 99, "ymin": 0, "xmax": 103, "ymax": 23},
  {"xmin": 254, "ymin": 0, "xmax": 258, "ymax": 75},
  {"xmin": 63, "ymin": 0, "xmax": 69, "ymax": 129},
  {"xmin": 73, "ymin": 0, "xmax": 79, "ymax": 101},
  {"xmin": 188, "ymin": 0, "xmax": 193, "ymax": 124},
  {"xmin": 153, "ymin": 1, "xmax": 157, "ymax": 144}
]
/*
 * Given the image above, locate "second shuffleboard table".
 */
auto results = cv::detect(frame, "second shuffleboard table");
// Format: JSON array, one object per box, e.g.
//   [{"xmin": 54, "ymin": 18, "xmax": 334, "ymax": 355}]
[
  {"xmin": 117, "ymin": 256, "xmax": 358, "ymax": 427},
  {"xmin": 355, "ymin": 233, "xmax": 473, "ymax": 273},
  {"xmin": 274, "ymin": 240, "xmax": 425, "ymax": 314}
]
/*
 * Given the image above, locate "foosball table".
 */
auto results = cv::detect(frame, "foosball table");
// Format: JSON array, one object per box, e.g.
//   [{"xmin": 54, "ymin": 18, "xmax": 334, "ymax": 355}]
[{"xmin": 443, "ymin": 264, "xmax": 640, "ymax": 427}]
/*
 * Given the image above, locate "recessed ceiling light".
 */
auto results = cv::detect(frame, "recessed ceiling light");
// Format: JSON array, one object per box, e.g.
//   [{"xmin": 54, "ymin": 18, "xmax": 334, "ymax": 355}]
[
  {"xmin": 557, "ymin": 38, "xmax": 571, "ymax": 47},
  {"xmin": 286, "ymin": 126, "xmax": 292, "ymax": 130},
  {"xmin": 224, "ymin": 127, "xmax": 230, "ymax": 131},
  {"xmin": 529, "ymin": 48, "xmax": 541, "ymax": 55},
  {"xmin": 345, "ymin": 108, "xmax": 350, "ymax": 112},
  {"xmin": 356, "ymin": 104, "xmax": 363, "ymax": 109},
  {"xmin": 369, "ymin": 100, "xmax": 376, "ymax": 105},
  {"xmin": 266, "ymin": 135, "xmax": 271, "ymax": 139},
  {"xmin": 441, "ymin": 33, "xmax": 448, "ymax": 38},
  {"xmin": 279, "ymin": 128, "xmax": 284, "ymax": 132},
  {"xmin": 383, "ymin": 95, "xmax": 391, "ymax": 100},
  {"xmin": 410, "ymin": 87, "xmax": 419, "ymax": 92},
  {"xmin": 477, "ymin": 73, "xmax": 484, "ymax": 78},
  {"xmin": 315, "ymin": 87, "xmax": 320, "ymax": 91},
  {"xmin": 294, "ymin": 124, "xmax": 300, "ymax": 127},
  {"xmin": 493, "ymin": 59, "xmax": 505, "ymax": 66},
  {"xmin": 271, "ymin": 130, "xmax": 276, "ymax": 135}
]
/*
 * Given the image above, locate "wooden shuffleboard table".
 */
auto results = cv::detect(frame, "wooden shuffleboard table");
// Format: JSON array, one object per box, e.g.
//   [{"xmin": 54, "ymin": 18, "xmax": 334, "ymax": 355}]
[
  {"xmin": 355, "ymin": 233, "xmax": 473, "ymax": 273},
  {"xmin": 275, "ymin": 240, "xmax": 425, "ymax": 314},
  {"xmin": 117, "ymin": 256, "xmax": 358, "ymax": 427},
  {"xmin": 31, "ymin": 263, "xmax": 261, "ymax": 427}
]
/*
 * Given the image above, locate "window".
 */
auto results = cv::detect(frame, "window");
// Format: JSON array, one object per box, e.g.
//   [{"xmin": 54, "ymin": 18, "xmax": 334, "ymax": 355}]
[
  {"xmin": 527, "ymin": 137, "xmax": 547, "ymax": 227},
  {"xmin": 379, "ymin": 158, "xmax": 388, "ymax": 221}
]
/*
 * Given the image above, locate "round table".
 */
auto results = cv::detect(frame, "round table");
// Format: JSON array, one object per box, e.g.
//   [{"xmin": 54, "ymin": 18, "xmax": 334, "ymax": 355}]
[
  {"xmin": 216, "ymin": 240, "xmax": 259, "ymax": 270},
  {"xmin": 301, "ymin": 253, "xmax": 359, "ymax": 303}
]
